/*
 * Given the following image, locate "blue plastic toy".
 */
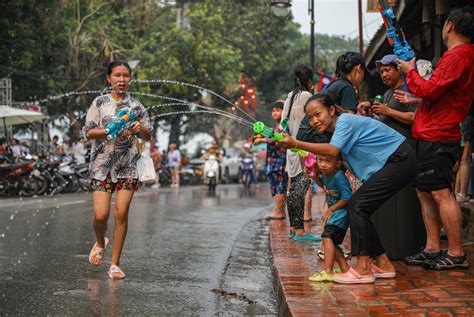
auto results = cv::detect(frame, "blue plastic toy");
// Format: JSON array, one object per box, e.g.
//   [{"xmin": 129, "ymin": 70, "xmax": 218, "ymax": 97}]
[{"xmin": 105, "ymin": 109, "xmax": 135, "ymax": 140}]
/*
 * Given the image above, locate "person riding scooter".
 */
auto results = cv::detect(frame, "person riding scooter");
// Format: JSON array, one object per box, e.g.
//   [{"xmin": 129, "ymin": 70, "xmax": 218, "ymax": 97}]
[{"xmin": 203, "ymin": 154, "xmax": 220, "ymax": 191}]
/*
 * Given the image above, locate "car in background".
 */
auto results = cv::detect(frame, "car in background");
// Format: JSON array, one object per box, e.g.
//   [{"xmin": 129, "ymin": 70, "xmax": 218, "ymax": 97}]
[{"xmin": 221, "ymin": 147, "xmax": 241, "ymax": 183}]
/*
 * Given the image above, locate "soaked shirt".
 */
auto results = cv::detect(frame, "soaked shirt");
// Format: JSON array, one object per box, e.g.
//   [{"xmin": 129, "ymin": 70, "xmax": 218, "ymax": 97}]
[{"xmin": 83, "ymin": 93, "xmax": 152, "ymax": 181}]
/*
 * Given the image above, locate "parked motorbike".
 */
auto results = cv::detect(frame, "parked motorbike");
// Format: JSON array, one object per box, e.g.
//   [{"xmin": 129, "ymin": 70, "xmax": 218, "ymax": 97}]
[
  {"xmin": 0, "ymin": 156, "xmax": 41, "ymax": 196},
  {"xmin": 203, "ymin": 155, "xmax": 219, "ymax": 191}
]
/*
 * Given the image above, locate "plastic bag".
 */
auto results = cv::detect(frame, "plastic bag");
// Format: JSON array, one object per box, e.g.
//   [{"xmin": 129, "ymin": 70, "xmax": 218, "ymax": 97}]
[{"xmin": 137, "ymin": 155, "xmax": 156, "ymax": 182}]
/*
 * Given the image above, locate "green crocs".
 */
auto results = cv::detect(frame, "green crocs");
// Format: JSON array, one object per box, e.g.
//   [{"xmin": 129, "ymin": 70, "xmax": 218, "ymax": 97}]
[{"xmin": 309, "ymin": 270, "xmax": 333, "ymax": 282}]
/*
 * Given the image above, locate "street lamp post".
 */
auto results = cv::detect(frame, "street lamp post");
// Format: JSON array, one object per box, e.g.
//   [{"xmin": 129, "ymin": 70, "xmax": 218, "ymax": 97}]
[
  {"xmin": 270, "ymin": 0, "xmax": 315, "ymax": 71},
  {"xmin": 308, "ymin": 0, "xmax": 315, "ymax": 71}
]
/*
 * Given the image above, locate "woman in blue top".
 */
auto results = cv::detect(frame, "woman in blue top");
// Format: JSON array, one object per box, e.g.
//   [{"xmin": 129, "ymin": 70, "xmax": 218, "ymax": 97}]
[{"xmin": 277, "ymin": 94, "xmax": 416, "ymax": 284}]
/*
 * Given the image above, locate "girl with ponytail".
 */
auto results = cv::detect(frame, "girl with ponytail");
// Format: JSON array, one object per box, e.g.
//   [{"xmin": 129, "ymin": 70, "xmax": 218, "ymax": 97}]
[{"xmin": 281, "ymin": 65, "xmax": 320, "ymax": 242}]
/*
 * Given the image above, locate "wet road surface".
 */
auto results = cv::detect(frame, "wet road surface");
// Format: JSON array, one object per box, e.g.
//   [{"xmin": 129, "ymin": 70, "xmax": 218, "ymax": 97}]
[{"xmin": 0, "ymin": 184, "xmax": 278, "ymax": 315}]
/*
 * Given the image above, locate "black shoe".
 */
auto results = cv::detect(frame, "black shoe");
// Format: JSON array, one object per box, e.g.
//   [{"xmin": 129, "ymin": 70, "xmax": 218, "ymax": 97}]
[
  {"xmin": 404, "ymin": 250, "xmax": 442, "ymax": 265},
  {"xmin": 423, "ymin": 253, "xmax": 470, "ymax": 270}
]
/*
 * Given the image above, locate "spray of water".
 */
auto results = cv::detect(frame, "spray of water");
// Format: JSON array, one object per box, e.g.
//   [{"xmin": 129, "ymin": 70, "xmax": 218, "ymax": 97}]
[
  {"xmin": 154, "ymin": 110, "xmax": 254, "ymax": 129},
  {"xmin": 132, "ymin": 79, "xmax": 257, "ymax": 123},
  {"xmin": 148, "ymin": 102, "xmax": 254, "ymax": 127}
]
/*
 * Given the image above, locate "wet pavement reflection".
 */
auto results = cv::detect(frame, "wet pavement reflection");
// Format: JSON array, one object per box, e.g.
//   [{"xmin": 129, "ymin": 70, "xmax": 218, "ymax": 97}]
[{"xmin": 0, "ymin": 184, "xmax": 277, "ymax": 315}]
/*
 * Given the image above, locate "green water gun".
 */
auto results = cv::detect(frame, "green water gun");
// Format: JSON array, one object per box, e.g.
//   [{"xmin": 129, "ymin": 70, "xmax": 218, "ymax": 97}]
[{"xmin": 253, "ymin": 121, "xmax": 308, "ymax": 157}]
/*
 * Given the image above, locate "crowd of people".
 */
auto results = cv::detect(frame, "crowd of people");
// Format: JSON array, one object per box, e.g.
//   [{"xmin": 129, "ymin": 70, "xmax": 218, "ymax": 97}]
[
  {"xmin": 76, "ymin": 6, "xmax": 473, "ymax": 282},
  {"xmin": 256, "ymin": 6, "xmax": 474, "ymax": 284}
]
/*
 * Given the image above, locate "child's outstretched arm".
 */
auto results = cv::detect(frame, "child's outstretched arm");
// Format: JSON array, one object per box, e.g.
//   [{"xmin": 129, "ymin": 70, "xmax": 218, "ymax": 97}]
[{"xmin": 322, "ymin": 199, "xmax": 348, "ymax": 224}]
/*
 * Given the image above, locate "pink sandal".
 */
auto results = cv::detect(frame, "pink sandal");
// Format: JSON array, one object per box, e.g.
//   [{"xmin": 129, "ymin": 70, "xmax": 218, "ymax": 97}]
[
  {"xmin": 88, "ymin": 237, "xmax": 109, "ymax": 266},
  {"xmin": 333, "ymin": 267, "xmax": 375, "ymax": 284},
  {"xmin": 370, "ymin": 263, "xmax": 396, "ymax": 278},
  {"xmin": 108, "ymin": 265, "xmax": 126, "ymax": 279}
]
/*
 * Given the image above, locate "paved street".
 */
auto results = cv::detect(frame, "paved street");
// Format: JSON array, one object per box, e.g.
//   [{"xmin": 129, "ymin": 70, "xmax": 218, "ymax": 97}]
[{"xmin": 0, "ymin": 184, "xmax": 278, "ymax": 315}]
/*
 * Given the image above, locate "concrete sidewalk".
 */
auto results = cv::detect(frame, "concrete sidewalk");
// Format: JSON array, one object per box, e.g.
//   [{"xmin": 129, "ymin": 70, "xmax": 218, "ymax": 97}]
[{"xmin": 269, "ymin": 208, "xmax": 474, "ymax": 316}]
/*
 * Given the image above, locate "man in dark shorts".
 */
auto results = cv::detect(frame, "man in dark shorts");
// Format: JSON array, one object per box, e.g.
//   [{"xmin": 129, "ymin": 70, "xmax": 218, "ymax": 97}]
[{"xmin": 398, "ymin": 6, "xmax": 474, "ymax": 270}]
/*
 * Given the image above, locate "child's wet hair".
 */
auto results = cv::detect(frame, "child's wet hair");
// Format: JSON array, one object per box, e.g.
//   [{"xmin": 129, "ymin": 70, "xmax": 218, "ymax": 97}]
[
  {"xmin": 272, "ymin": 100, "xmax": 284, "ymax": 110},
  {"xmin": 107, "ymin": 60, "xmax": 132, "ymax": 76}
]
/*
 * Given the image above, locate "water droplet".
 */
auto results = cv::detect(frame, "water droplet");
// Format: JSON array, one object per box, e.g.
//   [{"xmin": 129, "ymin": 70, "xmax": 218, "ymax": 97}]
[
  {"xmin": 23, "ymin": 252, "xmax": 27, "ymax": 256},
  {"xmin": 6, "ymin": 227, "xmax": 9, "ymax": 230},
  {"xmin": 26, "ymin": 220, "xmax": 30, "ymax": 224},
  {"xmin": 17, "ymin": 260, "xmax": 21, "ymax": 264},
  {"xmin": 32, "ymin": 213, "xmax": 36, "ymax": 217},
  {"xmin": 0, "ymin": 233, "xmax": 5, "ymax": 238},
  {"xmin": 14, "ymin": 210, "xmax": 18, "ymax": 214},
  {"xmin": 36, "ymin": 233, "xmax": 40, "ymax": 237},
  {"xmin": 10, "ymin": 215, "xmax": 14, "ymax": 220},
  {"xmin": 45, "ymin": 222, "xmax": 49, "ymax": 225},
  {"xmin": 56, "ymin": 206, "xmax": 59, "ymax": 209}
]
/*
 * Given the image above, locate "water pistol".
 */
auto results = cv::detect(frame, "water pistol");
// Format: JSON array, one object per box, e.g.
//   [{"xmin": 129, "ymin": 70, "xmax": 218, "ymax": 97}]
[
  {"xmin": 253, "ymin": 121, "xmax": 308, "ymax": 157},
  {"xmin": 248, "ymin": 133, "xmax": 264, "ymax": 143},
  {"xmin": 378, "ymin": 0, "xmax": 414, "ymax": 61},
  {"xmin": 105, "ymin": 109, "xmax": 135, "ymax": 140}
]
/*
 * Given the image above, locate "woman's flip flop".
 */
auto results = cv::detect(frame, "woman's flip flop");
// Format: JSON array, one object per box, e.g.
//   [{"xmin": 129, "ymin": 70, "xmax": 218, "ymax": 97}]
[
  {"xmin": 88, "ymin": 237, "xmax": 109, "ymax": 266},
  {"xmin": 108, "ymin": 265, "xmax": 126, "ymax": 279}
]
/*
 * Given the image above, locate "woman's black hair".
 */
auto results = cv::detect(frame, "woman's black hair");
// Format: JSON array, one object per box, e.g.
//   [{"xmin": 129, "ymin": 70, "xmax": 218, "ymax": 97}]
[
  {"xmin": 288, "ymin": 64, "xmax": 314, "ymax": 118},
  {"xmin": 335, "ymin": 51, "xmax": 366, "ymax": 79},
  {"xmin": 303, "ymin": 93, "xmax": 336, "ymax": 112},
  {"xmin": 107, "ymin": 60, "xmax": 132, "ymax": 76}
]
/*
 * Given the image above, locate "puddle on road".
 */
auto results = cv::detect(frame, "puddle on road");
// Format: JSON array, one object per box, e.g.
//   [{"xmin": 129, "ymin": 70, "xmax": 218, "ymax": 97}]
[{"xmin": 53, "ymin": 289, "xmax": 90, "ymax": 297}]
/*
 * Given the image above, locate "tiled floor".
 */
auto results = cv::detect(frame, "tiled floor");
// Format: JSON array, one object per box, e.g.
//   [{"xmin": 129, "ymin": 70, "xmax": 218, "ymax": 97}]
[{"xmin": 269, "ymin": 200, "xmax": 474, "ymax": 316}]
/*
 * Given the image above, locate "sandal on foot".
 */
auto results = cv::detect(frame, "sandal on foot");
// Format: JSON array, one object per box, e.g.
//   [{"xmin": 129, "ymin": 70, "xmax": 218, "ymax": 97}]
[
  {"xmin": 309, "ymin": 270, "xmax": 333, "ymax": 282},
  {"xmin": 333, "ymin": 267, "xmax": 375, "ymax": 284},
  {"xmin": 108, "ymin": 265, "xmax": 126, "ymax": 279},
  {"xmin": 292, "ymin": 233, "xmax": 322, "ymax": 242},
  {"xmin": 264, "ymin": 214, "xmax": 286, "ymax": 220},
  {"xmin": 404, "ymin": 250, "xmax": 442, "ymax": 266},
  {"xmin": 422, "ymin": 253, "xmax": 470, "ymax": 270},
  {"xmin": 370, "ymin": 263, "xmax": 396, "ymax": 278},
  {"xmin": 89, "ymin": 237, "xmax": 109, "ymax": 266}
]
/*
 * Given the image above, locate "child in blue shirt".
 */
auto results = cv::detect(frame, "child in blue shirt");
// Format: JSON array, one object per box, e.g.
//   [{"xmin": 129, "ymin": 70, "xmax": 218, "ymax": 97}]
[
  {"xmin": 254, "ymin": 100, "xmax": 288, "ymax": 220},
  {"xmin": 309, "ymin": 154, "xmax": 351, "ymax": 282}
]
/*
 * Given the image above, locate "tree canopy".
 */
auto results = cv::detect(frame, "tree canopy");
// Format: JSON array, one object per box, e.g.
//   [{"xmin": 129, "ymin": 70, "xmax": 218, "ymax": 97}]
[{"xmin": 0, "ymin": 0, "xmax": 358, "ymax": 146}]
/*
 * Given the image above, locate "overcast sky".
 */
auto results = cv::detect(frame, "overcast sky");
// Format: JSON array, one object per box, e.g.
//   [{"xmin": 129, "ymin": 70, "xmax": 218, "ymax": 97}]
[{"xmin": 290, "ymin": 0, "xmax": 383, "ymax": 41}]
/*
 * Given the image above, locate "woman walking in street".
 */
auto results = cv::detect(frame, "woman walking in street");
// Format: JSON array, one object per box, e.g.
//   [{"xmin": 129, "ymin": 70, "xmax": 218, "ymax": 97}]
[
  {"xmin": 84, "ymin": 61, "xmax": 152, "ymax": 279},
  {"xmin": 277, "ymin": 94, "xmax": 416, "ymax": 284}
]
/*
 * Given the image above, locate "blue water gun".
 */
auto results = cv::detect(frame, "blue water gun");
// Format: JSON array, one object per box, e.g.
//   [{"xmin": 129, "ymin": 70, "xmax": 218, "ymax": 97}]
[
  {"xmin": 105, "ymin": 109, "xmax": 135, "ymax": 140},
  {"xmin": 378, "ymin": 0, "xmax": 414, "ymax": 61}
]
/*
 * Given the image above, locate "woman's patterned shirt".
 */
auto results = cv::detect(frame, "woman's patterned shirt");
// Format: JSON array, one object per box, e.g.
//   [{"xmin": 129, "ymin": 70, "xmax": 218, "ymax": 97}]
[{"xmin": 83, "ymin": 93, "xmax": 152, "ymax": 181}]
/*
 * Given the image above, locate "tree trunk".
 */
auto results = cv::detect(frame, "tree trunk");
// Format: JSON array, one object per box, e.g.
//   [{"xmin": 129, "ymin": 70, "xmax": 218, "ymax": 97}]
[{"xmin": 168, "ymin": 115, "xmax": 182, "ymax": 148}]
